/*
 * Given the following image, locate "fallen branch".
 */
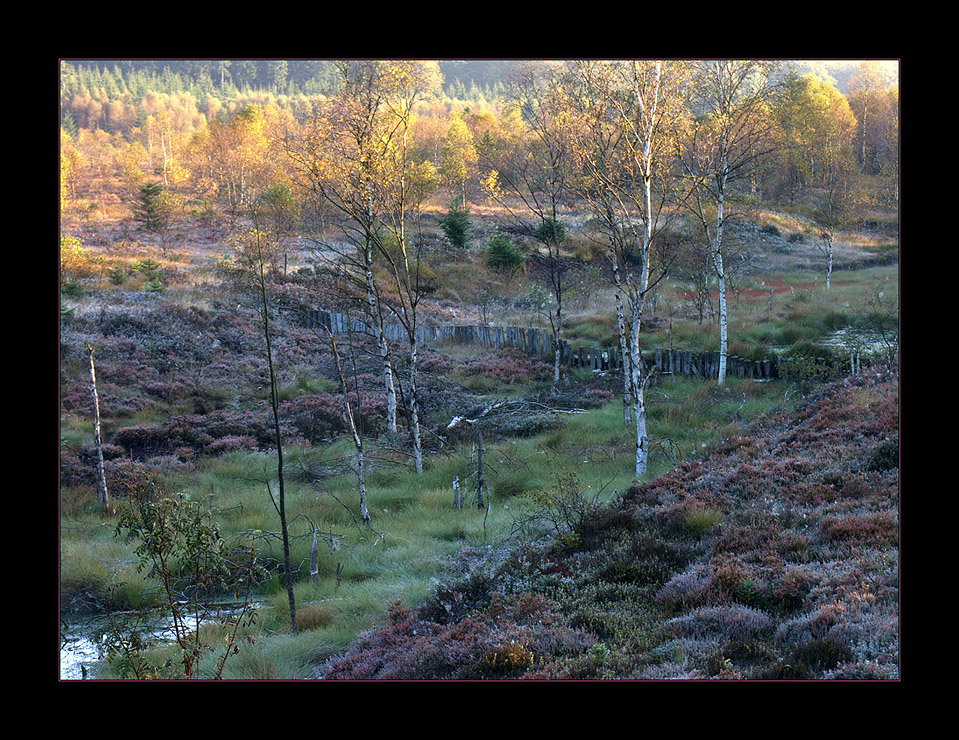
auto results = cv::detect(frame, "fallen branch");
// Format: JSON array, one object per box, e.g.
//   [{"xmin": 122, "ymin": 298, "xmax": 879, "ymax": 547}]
[
  {"xmin": 446, "ymin": 399, "xmax": 511, "ymax": 430},
  {"xmin": 445, "ymin": 399, "xmax": 587, "ymax": 431}
]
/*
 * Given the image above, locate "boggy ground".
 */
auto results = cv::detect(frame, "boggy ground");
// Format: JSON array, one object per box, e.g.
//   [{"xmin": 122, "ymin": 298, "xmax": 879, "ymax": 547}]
[{"xmin": 316, "ymin": 368, "xmax": 899, "ymax": 680}]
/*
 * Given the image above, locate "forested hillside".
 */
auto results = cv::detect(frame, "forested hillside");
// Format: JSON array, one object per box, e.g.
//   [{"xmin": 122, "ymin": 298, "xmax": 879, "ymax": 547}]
[{"xmin": 59, "ymin": 59, "xmax": 899, "ymax": 681}]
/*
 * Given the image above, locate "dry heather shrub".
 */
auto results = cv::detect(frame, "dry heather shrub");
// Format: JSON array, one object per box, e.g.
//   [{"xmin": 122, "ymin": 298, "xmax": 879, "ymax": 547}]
[
  {"xmin": 666, "ymin": 605, "xmax": 774, "ymax": 642},
  {"xmin": 707, "ymin": 553, "xmax": 754, "ymax": 601},
  {"xmin": 772, "ymin": 568, "xmax": 812, "ymax": 611},
  {"xmin": 820, "ymin": 513, "xmax": 898, "ymax": 545},
  {"xmin": 656, "ymin": 563, "xmax": 710, "ymax": 610}
]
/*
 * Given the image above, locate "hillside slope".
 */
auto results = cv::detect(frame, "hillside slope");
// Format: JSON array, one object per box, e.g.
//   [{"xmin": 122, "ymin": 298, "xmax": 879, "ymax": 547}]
[{"xmin": 316, "ymin": 368, "xmax": 899, "ymax": 680}]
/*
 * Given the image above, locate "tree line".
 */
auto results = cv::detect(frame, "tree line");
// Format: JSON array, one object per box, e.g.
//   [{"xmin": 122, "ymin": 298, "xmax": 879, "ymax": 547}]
[{"xmin": 59, "ymin": 59, "xmax": 898, "ymax": 179}]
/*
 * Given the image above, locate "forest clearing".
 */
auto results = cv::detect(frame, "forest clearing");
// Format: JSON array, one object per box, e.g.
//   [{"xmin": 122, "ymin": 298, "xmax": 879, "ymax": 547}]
[{"xmin": 59, "ymin": 59, "xmax": 899, "ymax": 680}]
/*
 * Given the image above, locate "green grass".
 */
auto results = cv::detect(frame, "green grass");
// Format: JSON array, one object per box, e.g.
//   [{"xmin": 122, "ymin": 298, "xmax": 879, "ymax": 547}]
[
  {"xmin": 654, "ymin": 264, "xmax": 898, "ymax": 359},
  {"xmin": 278, "ymin": 369, "xmax": 338, "ymax": 400},
  {"xmin": 565, "ymin": 313, "xmax": 621, "ymax": 347}
]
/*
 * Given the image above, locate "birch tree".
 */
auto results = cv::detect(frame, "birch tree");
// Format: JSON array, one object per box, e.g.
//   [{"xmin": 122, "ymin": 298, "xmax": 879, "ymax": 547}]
[
  {"xmin": 680, "ymin": 60, "xmax": 780, "ymax": 385},
  {"xmin": 480, "ymin": 61, "xmax": 573, "ymax": 385},
  {"xmin": 814, "ymin": 160, "xmax": 853, "ymax": 290},
  {"xmin": 566, "ymin": 60, "xmax": 686, "ymax": 477},
  {"xmin": 231, "ymin": 211, "xmax": 297, "ymax": 633},
  {"xmin": 364, "ymin": 61, "xmax": 442, "ymax": 474},
  {"xmin": 808, "ymin": 78, "xmax": 856, "ymax": 290},
  {"xmin": 282, "ymin": 65, "xmax": 402, "ymax": 434},
  {"xmin": 282, "ymin": 60, "xmax": 440, "ymax": 472},
  {"xmin": 846, "ymin": 61, "xmax": 893, "ymax": 176},
  {"xmin": 88, "ymin": 344, "xmax": 110, "ymax": 513},
  {"xmin": 319, "ymin": 317, "xmax": 372, "ymax": 529},
  {"xmin": 440, "ymin": 111, "xmax": 478, "ymax": 208}
]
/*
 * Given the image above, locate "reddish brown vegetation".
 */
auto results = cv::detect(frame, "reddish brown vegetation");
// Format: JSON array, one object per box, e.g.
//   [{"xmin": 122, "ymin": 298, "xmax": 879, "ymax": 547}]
[{"xmin": 317, "ymin": 370, "xmax": 899, "ymax": 680}]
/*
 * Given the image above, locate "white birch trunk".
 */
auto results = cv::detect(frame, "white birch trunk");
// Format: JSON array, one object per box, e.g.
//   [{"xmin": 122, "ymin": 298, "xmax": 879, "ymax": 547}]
[
  {"xmin": 716, "ymin": 254, "xmax": 729, "ymax": 386},
  {"xmin": 826, "ymin": 241, "xmax": 833, "ymax": 290},
  {"xmin": 364, "ymin": 242, "xmax": 397, "ymax": 433},
  {"xmin": 380, "ymin": 331, "xmax": 397, "ymax": 433},
  {"xmin": 713, "ymin": 175, "xmax": 729, "ymax": 386},
  {"xmin": 88, "ymin": 344, "xmax": 109, "ymax": 512},
  {"xmin": 356, "ymin": 446, "xmax": 370, "ymax": 526},
  {"xmin": 330, "ymin": 327, "xmax": 371, "ymax": 528},
  {"xmin": 610, "ymin": 238, "xmax": 632, "ymax": 424},
  {"xmin": 409, "ymin": 339, "xmax": 423, "ymax": 474},
  {"xmin": 617, "ymin": 299, "xmax": 632, "ymax": 425},
  {"xmin": 630, "ymin": 315, "xmax": 648, "ymax": 477}
]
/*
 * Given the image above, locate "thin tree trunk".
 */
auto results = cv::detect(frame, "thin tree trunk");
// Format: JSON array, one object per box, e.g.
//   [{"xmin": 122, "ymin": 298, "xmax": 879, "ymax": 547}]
[
  {"xmin": 716, "ymin": 258, "xmax": 728, "ymax": 386},
  {"xmin": 327, "ymin": 324, "xmax": 371, "ymax": 528},
  {"xmin": 87, "ymin": 344, "xmax": 109, "ymax": 513},
  {"xmin": 249, "ymin": 219, "xmax": 297, "ymax": 634},
  {"xmin": 549, "ymin": 228, "xmax": 563, "ymax": 386},
  {"xmin": 409, "ymin": 338, "xmax": 423, "ymax": 474},
  {"xmin": 476, "ymin": 432, "xmax": 485, "ymax": 508},
  {"xmin": 826, "ymin": 240, "xmax": 833, "ymax": 289},
  {"xmin": 633, "ymin": 111, "xmax": 656, "ymax": 475},
  {"xmin": 263, "ymin": 295, "xmax": 297, "ymax": 634},
  {"xmin": 396, "ymin": 128, "xmax": 423, "ymax": 474},
  {"xmin": 629, "ymin": 316, "xmax": 648, "ymax": 477},
  {"xmin": 713, "ymin": 182, "xmax": 729, "ymax": 386},
  {"xmin": 364, "ymin": 236, "xmax": 398, "ymax": 433},
  {"xmin": 380, "ymin": 330, "xmax": 397, "ymax": 433},
  {"xmin": 310, "ymin": 530, "xmax": 319, "ymax": 586},
  {"xmin": 609, "ymin": 232, "xmax": 632, "ymax": 424}
]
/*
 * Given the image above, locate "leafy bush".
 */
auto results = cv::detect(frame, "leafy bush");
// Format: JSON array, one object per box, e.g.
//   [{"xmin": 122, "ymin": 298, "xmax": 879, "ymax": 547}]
[
  {"xmin": 527, "ymin": 465, "xmax": 601, "ymax": 536},
  {"xmin": 780, "ymin": 340, "xmax": 843, "ymax": 386},
  {"xmin": 106, "ymin": 492, "xmax": 262, "ymax": 679},
  {"xmin": 61, "ymin": 234, "xmax": 103, "ymax": 279}
]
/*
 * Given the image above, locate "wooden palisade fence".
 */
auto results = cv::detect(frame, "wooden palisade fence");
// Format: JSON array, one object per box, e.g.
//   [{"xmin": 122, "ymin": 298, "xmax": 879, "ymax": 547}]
[{"xmin": 304, "ymin": 309, "xmax": 869, "ymax": 382}]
